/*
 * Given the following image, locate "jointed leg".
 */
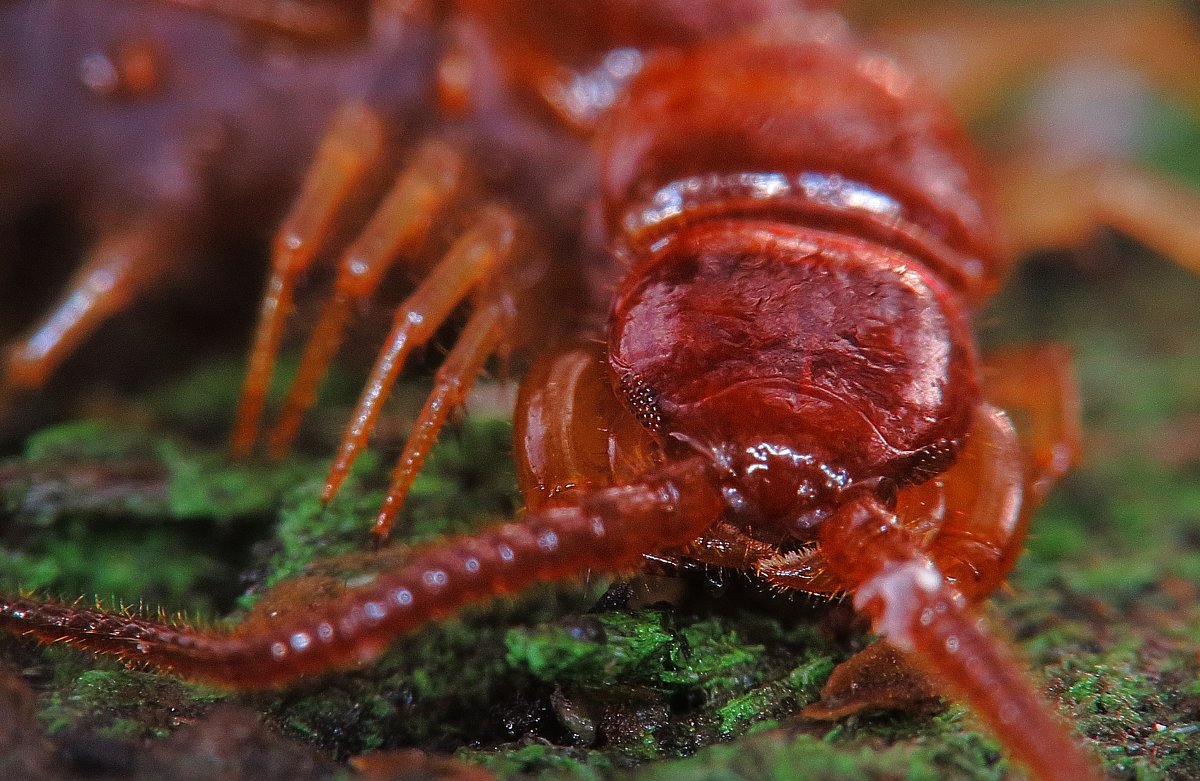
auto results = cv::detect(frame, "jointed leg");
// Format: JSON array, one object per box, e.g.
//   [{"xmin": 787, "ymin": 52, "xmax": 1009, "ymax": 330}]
[
  {"xmin": 231, "ymin": 104, "xmax": 384, "ymax": 456},
  {"xmin": 265, "ymin": 140, "xmax": 466, "ymax": 457},
  {"xmin": 371, "ymin": 296, "xmax": 511, "ymax": 541},
  {"xmin": 514, "ymin": 344, "xmax": 663, "ymax": 512},
  {"xmin": 154, "ymin": 0, "xmax": 369, "ymax": 41},
  {"xmin": 319, "ymin": 205, "xmax": 520, "ymax": 506},
  {"xmin": 995, "ymin": 159, "xmax": 1200, "ymax": 276},
  {"xmin": 234, "ymin": 105, "xmax": 535, "ymax": 542},
  {"xmin": 2, "ymin": 214, "xmax": 185, "ymax": 391},
  {"xmin": 982, "ymin": 345, "xmax": 1081, "ymax": 503},
  {"xmin": 674, "ymin": 522, "xmax": 786, "ymax": 572},
  {"xmin": 897, "ymin": 403, "xmax": 1028, "ymax": 602}
]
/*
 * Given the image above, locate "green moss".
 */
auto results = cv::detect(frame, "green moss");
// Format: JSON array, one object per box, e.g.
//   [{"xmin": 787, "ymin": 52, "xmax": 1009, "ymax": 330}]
[
  {"xmin": 1, "ymin": 417, "xmax": 333, "ymax": 613},
  {"xmin": 22, "ymin": 419, "xmax": 161, "ymax": 463},
  {"xmin": 263, "ymin": 583, "xmax": 602, "ymax": 758},
  {"xmin": 158, "ymin": 441, "xmax": 316, "ymax": 521},
  {"xmin": 39, "ymin": 668, "xmax": 222, "ymax": 740},
  {"xmin": 256, "ymin": 418, "xmax": 520, "ymax": 593},
  {"xmin": 465, "ymin": 742, "xmax": 612, "ymax": 781},
  {"xmin": 6, "ymin": 417, "xmax": 321, "ymax": 527},
  {"xmin": 662, "ymin": 621, "xmax": 761, "ymax": 692},
  {"xmin": 905, "ymin": 717, "xmax": 1008, "ymax": 781},
  {"xmin": 506, "ymin": 610, "xmax": 777, "ymax": 693},
  {"xmin": 6, "ymin": 251, "xmax": 1200, "ymax": 779},
  {"xmin": 1048, "ymin": 648, "xmax": 1200, "ymax": 778},
  {"xmin": 1144, "ymin": 98, "xmax": 1200, "ymax": 189},
  {"xmin": 10, "ymin": 263, "xmax": 1200, "ymax": 774},
  {"xmin": 0, "ymin": 521, "xmax": 227, "ymax": 609},
  {"xmin": 540, "ymin": 727, "xmax": 1002, "ymax": 781},
  {"xmin": 138, "ymin": 357, "xmax": 253, "ymax": 429},
  {"xmin": 715, "ymin": 654, "xmax": 836, "ymax": 736}
]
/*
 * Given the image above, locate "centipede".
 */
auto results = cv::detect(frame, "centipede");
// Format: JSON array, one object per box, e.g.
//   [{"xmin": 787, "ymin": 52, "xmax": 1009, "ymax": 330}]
[{"xmin": 3, "ymin": 2, "xmax": 1200, "ymax": 779}]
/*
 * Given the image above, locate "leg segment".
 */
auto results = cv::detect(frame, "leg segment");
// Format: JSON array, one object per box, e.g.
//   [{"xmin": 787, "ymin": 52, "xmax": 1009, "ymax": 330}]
[
  {"xmin": 265, "ymin": 140, "xmax": 467, "ymax": 457},
  {"xmin": 155, "ymin": 0, "xmax": 369, "ymax": 41},
  {"xmin": 231, "ymin": 104, "xmax": 384, "ymax": 457},
  {"xmin": 894, "ymin": 403, "xmax": 1027, "ymax": 602},
  {"xmin": 754, "ymin": 547, "xmax": 844, "ymax": 597},
  {"xmin": 514, "ymin": 344, "xmax": 662, "ymax": 511},
  {"xmin": 995, "ymin": 160, "xmax": 1200, "ymax": 276},
  {"xmin": 675, "ymin": 522, "xmax": 784, "ymax": 572},
  {"xmin": 2, "ymin": 215, "xmax": 185, "ymax": 391},
  {"xmin": 371, "ymin": 297, "xmax": 510, "ymax": 541},
  {"xmin": 981, "ymin": 345, "xmax": 1080, "ymax": 503},
  {"xmin": 873, "ymin": 3, "xmax": 1200, "ymax": 275},
  {"xmin": 819, "ymin": 495, "xmax": 1103, "ymax": 781},
  {"xmin": 873, "ymin": 3, "xmax": 1200, "ymax": 123},
  {"xmin": 319, "ymin": 205, "xmax": 519, "ymax": 505},
  {"xmin": 0, "ymin": 457, "xmax": 722, "ymax": 689}
]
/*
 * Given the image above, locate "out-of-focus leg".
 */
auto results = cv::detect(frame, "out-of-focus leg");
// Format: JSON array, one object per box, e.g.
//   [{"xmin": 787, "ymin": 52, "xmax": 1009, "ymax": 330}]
[
  {"xmin": 995, "ymin": 160, "xmax": 1200, "ymax": 276},
  {"xmin": 981, "ymin": 344, "xmax": 1081, "ymax": 503},
  {"xmin": 871, "ymin": 3, "xmax": 1200, "ymax": 275},
  {"xmin": 2, "ymin": 215, "xmax": 184, "ymax": 391},
  {"xmin": 155, "ymin": 0, "xmax": 368, "ymax": 41},
  {"xmin": 231, "ymin": 104, "xmax": 384, "ymax": 457},
  {"xmin": 871, "ymin": 3, "xmax": 1200, "ymax": 122}
]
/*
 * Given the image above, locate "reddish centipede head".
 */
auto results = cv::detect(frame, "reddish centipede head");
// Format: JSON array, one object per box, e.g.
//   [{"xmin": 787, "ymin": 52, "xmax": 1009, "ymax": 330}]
[{"xmin": 608, "ymin": 219, "xmax": 980, "ymax": 533}]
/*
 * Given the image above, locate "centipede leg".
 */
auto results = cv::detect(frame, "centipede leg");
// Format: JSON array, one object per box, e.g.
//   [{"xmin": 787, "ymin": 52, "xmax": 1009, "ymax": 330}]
[
  {"xmin": 2, "ymin": 215, "xmax": 184, "ymax": 391},
  {"xmin": 981, "ymin": 345, "xmax": 1081, "ymax": 502},
  {"xmin": 873, "ymin": 3, "xmax": 1200, "ymax": 276},
  {"xmin": 819, "ymin": 496, "xmax": 1104, "ymax": 781},
  {"xmin": 0, "ymin": 457, "xmax": 723, "ymax": 690},
  {"xmin": 266, "ymin": 140, "xmax": 466, "ymax": 458},
  {"xmin": 872, "ymin": 3, "xmax": 1200, "ymax": 122},
  {"xmin": 155, "ymin": 0, "xmax": 367, "ymax": 41},
  {"xmin": 372, "ymin": 298, "xmax": 510, "ymax": 541},
  {"xmin": 231, "ymin": 104, "xmax": 384, "ymax": 457},
  {"xmin": 320, "ymin": 205, "xmax": 520, "ymax": 504},
  {"xmin": 994, "ymin": 159, "xmax": 1200, "ymax": 276}
]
